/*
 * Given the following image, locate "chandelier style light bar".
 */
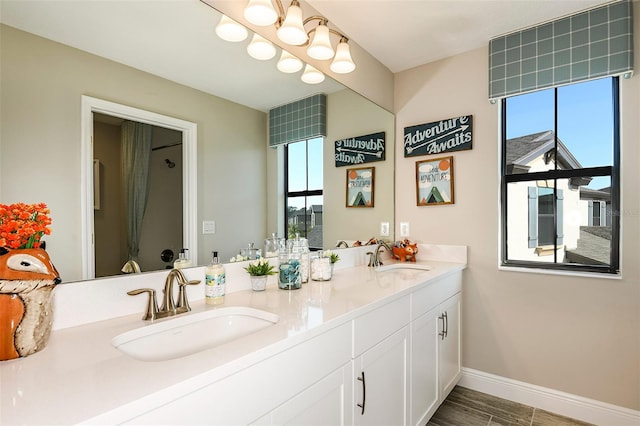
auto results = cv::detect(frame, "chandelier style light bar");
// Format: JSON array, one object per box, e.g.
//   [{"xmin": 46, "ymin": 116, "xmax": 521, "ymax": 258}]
[
  {"xmin": 243, "ymin": 0, "xmax": 356, "ymax": 74},
  {"xmin": 247, "ymin": 33, "xmax": 277, "ymax": 60},
  {"xmin": 215, "ymin": 15, "xmax": 249, "ymax": 42}
]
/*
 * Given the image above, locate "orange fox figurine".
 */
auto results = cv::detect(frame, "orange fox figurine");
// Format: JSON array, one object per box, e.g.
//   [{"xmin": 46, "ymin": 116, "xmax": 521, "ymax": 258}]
[{"xmin": 392, "ymin": 240, "xmax": 418, "ymax": 262}]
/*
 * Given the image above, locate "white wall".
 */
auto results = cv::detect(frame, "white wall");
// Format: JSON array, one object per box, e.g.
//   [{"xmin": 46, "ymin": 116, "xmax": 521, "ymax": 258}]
[
  {"xmin": 0, "ymin": 24, "xmax": 268, "ymax": 281},
  {"xmin": 393, "ymin": 7, "xmax": 640, "ymax": 411}
]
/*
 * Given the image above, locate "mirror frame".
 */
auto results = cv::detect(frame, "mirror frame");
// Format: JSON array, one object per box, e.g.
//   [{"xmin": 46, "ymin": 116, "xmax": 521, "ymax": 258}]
[{"xmin": 80, "ymin": 95, "xmax": 198, "ymax": 279}]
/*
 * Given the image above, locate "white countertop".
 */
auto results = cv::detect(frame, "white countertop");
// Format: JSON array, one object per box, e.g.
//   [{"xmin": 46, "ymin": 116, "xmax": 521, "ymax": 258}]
[{"xmin": 1, "ymin": 255, "xmax": 465, "ymax": 425}]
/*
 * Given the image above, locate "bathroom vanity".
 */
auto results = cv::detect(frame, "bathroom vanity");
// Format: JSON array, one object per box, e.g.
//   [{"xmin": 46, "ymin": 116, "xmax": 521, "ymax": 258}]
[{"xmin": 0, "ymin": 246, "xmax": 466, "ymax": 425}]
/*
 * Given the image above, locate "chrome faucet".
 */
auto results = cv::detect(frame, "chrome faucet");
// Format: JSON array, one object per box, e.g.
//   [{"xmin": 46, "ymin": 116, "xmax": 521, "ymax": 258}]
[
  {"xmin": 367, "ymin": 240, "xmax": 392, "ymax": 267},
  {"xmin": 128, "ymin": 268, "xmax": 200, "ymax": 321}
]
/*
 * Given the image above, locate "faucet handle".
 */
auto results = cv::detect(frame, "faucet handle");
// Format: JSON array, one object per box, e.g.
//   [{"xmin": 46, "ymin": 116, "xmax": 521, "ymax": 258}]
[
  {"xmin": 366, "ymin": 252, "xmax": 375, "ymax": 268},
  {"xmin": 176, "ymin": 278, "xmax": 200, "ymax": 312},
  {"xmin": 127, "ymin": 288, "xmax": 159, "ymax": 320}
]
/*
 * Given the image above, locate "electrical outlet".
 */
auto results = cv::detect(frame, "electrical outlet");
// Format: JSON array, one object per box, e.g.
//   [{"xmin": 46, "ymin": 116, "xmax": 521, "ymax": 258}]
[
  {"xmin": 380, "ymin": 222, "xmax": 390, "ymax": 237},
  {"xmin": 202, "ymin": 220, "xmax": 216, "ymax": 234},
  {"xmin": 400, "ymin": 222, "xmax": 410, "ymax": 237}
]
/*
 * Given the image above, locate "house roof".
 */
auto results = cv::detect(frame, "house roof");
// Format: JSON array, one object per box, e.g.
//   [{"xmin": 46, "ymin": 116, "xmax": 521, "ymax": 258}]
[{"xmin": 506, "ymin": 130, "xmax": 583, "ymax": 172}]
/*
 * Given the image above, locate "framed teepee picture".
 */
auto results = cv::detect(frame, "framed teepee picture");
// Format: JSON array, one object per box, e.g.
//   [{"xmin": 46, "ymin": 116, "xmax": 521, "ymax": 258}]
[
  {"xmin": 346, "ymin": 167, "xmax": 375, "ymax": 208},
  {"xmin": 416, "ymin": 156, "xmax": 454, "ymax": 206}
]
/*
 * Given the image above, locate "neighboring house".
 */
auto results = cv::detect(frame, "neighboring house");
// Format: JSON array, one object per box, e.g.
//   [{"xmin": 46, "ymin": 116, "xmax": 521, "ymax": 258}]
[
  {"xmin": 287, "ymin": 205, "xmax": 324, "ymax": 248},
  {"xmin": 506, "ymin": 131, "xmax": 610, "ymax": 265}
]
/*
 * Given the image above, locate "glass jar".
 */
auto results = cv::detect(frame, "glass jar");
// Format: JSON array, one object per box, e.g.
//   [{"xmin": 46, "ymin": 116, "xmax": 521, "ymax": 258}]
[
  {"xmin": 264, "ymin": 232, "xmax": 280, "ymax": 258},
  {"xmin": 310, "ymin": 254, "xmax": 332, "ymax": 281},
  {"xmin": 278, "ymin": 240, "xmax": 301, "ymax": 290}
]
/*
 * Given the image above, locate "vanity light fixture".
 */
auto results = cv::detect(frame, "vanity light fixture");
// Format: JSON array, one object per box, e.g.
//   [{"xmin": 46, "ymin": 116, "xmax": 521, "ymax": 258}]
[
  {"xmin": 276, "ymin": 0, "xmax": 307, "ymax": 46},
  {"xmin": 306, "ymin": 20, "xmax": 334, "ymax": 60},
  {"xmin": 247, "ymin": 33, "xmax": 277, "ymax": 60},
  {"xmin": 301, "ymin": 64, "xmax": 324, "ymax": 84},
  {"xmin": 215, "ymin": 15, "xmax": 248, "ymax": 42},
  {"xmin": 277, "ymin": 50, "xmax": 303, "ymax": 73},
  {"xmin": 244, "ymin": 0, "xmax": 279, "ymax": 26},
  {"xmin": 241, "ymin": 0, "xmax": 356, "ymax": 73},
  {"xmin": 330, "ymin": 37, "xmax": 356, "ymax": 74}
]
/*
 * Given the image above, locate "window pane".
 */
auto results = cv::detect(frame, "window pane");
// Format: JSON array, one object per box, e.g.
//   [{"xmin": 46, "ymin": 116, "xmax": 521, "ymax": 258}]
[
  {"xmin": 307, "ymin": 137, "xmax": 323, "ymax": 191},
  {"xmin": 505, "ymin": 176, "xmax": 612, "ymax": 267},
  {"xmin": 505, "ymin": 88, "xmax": 555, "ymax": 174},
  {"xmin": 557, "ymin": 78, "xmax": 613, "ymax": 170},
  {"xmin": 287, "ymin": 141, "xmax": 307, "ymax": 192},
  {"xmin": 286, "ymin": 195, "xmax": 323, "ymax": 247}
]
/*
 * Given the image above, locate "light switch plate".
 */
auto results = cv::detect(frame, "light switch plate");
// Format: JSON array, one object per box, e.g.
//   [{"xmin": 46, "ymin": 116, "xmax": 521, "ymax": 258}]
[
  {"xmin": 380, "ymin": 222, "xmax": 390, "ymax": 237},
  {"xmin": 400, "ymin": 222, "xmax": 410, "ymax": 237},
  {"xmin": 202, "ymin": 220, "xmax": 216, "ymax": 234}
]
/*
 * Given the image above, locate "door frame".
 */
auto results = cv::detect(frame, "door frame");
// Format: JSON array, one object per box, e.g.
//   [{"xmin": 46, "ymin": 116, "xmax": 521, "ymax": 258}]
[{"xmin": 80, "ymin": 95, "xmax": 197, "ymax": 279}]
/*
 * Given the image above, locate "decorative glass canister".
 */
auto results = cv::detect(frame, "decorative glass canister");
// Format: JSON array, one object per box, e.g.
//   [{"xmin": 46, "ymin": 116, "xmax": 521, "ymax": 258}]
[
  {"xmin": 278, "ymin": 240, "xmax": 301, "ymax": 290},
  {"xmin": 310, "ymin": 253, "xmax": 332, "ymax": 281}
]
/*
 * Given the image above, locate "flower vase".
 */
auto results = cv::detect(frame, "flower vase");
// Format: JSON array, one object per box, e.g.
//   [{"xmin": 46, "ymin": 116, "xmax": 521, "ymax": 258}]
[
  {"xmin": 250, "ymin": 275, "xmax": 268, "ymax": 291},
  {"xmin": 0, "ymin": 248, "xmax": 60, "ymax": 361}
]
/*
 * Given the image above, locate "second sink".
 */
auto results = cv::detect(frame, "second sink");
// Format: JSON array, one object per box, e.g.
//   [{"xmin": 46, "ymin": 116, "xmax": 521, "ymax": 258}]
[{"xmin": 112, "ymin": 307, "xmax": 280, "ymax": 362}]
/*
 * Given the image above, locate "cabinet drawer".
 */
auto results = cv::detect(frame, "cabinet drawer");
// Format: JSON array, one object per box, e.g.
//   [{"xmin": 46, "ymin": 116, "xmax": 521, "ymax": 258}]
[
  {"xmin": 353, "ymin": 295, "xmax": 410, "ymax": 357},
  {"xmin": 411, "ymin": 272, "xmax": 461, "ymax": 320},
  {"xmin": 124, "ymin": 322, "xmax": 352, "ymax": 425}
]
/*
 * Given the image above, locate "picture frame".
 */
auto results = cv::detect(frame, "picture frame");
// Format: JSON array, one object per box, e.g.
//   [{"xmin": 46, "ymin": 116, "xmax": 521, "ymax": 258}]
[
  {"xmin": 346, "ymin": 166, "xmax": 375, "ymax": 208},
  {"xmin": 416, "ymin": 156, "xmax": 454, "ymax": 206}
]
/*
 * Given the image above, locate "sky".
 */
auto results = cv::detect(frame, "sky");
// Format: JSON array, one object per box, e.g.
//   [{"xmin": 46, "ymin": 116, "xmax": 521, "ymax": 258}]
[{"xmin": 506, "ymin": 76, "xmax": 614, "ymax": 189}]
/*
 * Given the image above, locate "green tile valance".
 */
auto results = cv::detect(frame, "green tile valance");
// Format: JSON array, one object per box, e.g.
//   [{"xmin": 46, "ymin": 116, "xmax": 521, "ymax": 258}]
[
  {"xmin": 269, "ymin": 94, "xmax": 327, "ymax": 146},
  {"xmin": 489, "ymin": 0, "xmax": 634, "ymax": 101}
]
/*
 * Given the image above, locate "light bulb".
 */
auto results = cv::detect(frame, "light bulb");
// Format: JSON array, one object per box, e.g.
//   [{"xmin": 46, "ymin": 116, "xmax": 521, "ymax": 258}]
[
  {"xmin": 277, "ymin": 50, "xmax": 303, "ymax": 73},
  {"xmin": 277, "ymin": 1, "xmax": 307, "ymax": 45},
  {"xmin": 307, "ymin": 22, "xmax": 334, "ymax": 60},
  {"xmin": 244, "ymin": 0, "xmax": 278, "ymax": 26},
  {"xmin": 215, "ymin": 15, "xmax": 248, "ymax": 42},
  {"xmin": 301, "ymin": 64, "xmax": 324, "ymax": 84},
  {"xmin": 247, "ymin": 33, "xmax": 276, "ymax": 60},
  {"xmin": 330, "ymin": 38, "xmax": 356, "ymax": 73}
]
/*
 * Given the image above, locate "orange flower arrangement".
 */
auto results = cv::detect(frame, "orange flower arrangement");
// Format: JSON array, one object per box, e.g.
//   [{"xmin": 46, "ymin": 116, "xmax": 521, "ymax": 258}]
[{"xmin": 0, "ymin": 203, "xmax": 52, "ymax": 249}]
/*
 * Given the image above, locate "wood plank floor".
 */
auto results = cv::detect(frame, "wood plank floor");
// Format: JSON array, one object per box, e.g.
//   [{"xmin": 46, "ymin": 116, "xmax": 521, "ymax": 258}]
[{"xmin": 428, "ymin": 386, "xmax": 595, "ymax": 426}]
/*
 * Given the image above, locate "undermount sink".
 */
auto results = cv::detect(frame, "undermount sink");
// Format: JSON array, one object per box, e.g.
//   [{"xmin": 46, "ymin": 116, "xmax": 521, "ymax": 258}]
[
  {"xmin": 375, "ymin": 263, "xmax": 431, "ymax": 272},
  {"xmin": 112, "ymin": 307, "xmax": 279, "ymax": 362}
]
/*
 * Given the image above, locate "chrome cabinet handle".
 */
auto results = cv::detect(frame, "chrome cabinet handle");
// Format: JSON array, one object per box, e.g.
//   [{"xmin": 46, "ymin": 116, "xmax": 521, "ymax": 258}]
[
  {"xmin": 443, "ymin": 311, "xmax": 449, "ymax": 338},
  {"xmin": 439, "ymin": 313, "xmax": 446, "ymax": 340},
  {"xmin": 357, "ymin": 371, "xmax": 366, "ymax": 415}
]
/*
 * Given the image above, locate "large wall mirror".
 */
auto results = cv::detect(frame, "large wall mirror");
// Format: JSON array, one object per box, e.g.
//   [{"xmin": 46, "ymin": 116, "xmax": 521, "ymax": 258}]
[{"xmin": 0, "ymin": 0, "xmax": 394, "ymax": 283}]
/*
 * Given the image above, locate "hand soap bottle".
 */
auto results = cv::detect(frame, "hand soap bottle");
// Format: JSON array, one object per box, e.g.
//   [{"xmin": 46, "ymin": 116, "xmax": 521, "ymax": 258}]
[
  {"xmin": 174, "ymin": 248, "xmax": 191, "ymax": 269},
  {"xmin": 205, "ymin": 251, "xmax": 225, "ymax": 305}
]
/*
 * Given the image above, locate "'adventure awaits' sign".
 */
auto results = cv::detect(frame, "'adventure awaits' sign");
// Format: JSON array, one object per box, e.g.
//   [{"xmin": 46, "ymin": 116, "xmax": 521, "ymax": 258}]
[
  {"xmin": 335, "ymin": 132, "xmax": 385, "ymax": 167},
  {"xmin": 404, "ymin": 115, "xmax": 472, "ymax": 157}
]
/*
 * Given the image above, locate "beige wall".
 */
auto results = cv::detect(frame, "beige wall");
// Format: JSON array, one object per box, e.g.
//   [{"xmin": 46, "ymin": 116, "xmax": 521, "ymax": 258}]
[
  {"xmin": 0, "ymin": 24, "xmax": 268, "ymax": 281},
  {"xmin": 393, "ymin": 7, "xmax": 640, "ymax": 410},
  {"xmin": 324, "ymin": 89, "xmax": 395, "ymax": 246}
]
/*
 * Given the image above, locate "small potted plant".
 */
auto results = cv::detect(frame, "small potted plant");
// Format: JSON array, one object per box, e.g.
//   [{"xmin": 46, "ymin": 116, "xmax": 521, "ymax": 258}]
[{"xmin": 244, "ymin": 258, "xmax": 276, "ymax": 291}]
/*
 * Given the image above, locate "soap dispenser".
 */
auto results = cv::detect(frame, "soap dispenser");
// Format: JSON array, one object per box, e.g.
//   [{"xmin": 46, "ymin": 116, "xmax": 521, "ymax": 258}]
[{"xmin": 173, "ymin": 248, "xmax": 191, "ymax": 269}]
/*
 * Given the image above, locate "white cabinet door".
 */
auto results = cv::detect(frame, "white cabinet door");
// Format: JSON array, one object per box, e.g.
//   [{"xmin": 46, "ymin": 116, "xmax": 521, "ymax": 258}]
[
  {"xmin": 354, "ymin": 327, "xmax": 408, "ymax": 426},
  {"xmin": 438, "ymin": 293, "xmax": 461, "ymax": 399},
  {"xmin": 255, "ymin": 363, "xmax": 353, "ymax": 426},
  {"xmin": 409, "ymin": 308, "xmax": 439, "ymax": 426}
]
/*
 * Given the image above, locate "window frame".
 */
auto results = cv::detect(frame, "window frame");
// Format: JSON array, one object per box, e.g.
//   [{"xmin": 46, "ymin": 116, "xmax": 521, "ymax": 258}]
[
  {"xmin": 283, "ymin": 138, "xmax": 323, "ymax": 242},
  {"xmin": 500, "ymin": 77, "xmax": 621, "ymax": 275}
]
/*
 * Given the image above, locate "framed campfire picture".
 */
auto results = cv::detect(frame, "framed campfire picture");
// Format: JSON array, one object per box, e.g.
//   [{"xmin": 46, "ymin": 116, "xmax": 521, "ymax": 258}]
[
  {"xmin": 346, "ymin": 166, "xmax": 375, "ymax": 208},
  {"xmin": 416, "ymin": 156, "xmax": 454, "ymax": 206}
]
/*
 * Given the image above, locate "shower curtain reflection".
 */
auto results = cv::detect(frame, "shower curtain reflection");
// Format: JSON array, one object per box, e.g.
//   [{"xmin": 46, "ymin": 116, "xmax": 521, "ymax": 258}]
[{"xmin": 121, "ymin": 121, "xmax": 152, "ymax": 264}]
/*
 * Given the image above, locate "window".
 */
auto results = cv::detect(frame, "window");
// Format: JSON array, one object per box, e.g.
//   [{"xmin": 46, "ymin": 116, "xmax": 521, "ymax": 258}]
[
  {"xmin": 285, "ymin": 137, "xmax": 323, "ymax": 249},
  {"xmin": 501, "ymin": 77, "xmax": 620, "ymax": 274}
]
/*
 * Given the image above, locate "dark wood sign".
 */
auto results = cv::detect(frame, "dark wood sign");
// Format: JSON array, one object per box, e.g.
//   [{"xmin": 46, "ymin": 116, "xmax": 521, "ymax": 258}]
[
  {"xmin": 404, "ymin": 115, "xmax": 472, "ymax": 157},
  {"xmin": 334, "ymin": 131, "xmax": 385, "ymax": 167}
]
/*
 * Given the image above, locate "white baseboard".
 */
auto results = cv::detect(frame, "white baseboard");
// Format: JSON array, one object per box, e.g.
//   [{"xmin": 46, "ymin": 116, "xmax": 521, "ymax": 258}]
[{"xmin": 459, "ymin": 368, "xmax": 640, "ymax": 426}]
